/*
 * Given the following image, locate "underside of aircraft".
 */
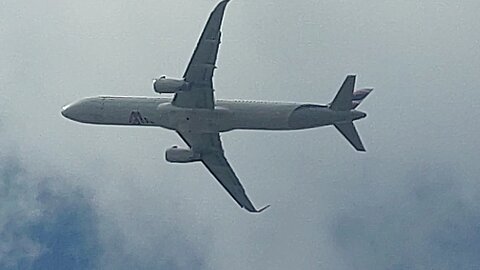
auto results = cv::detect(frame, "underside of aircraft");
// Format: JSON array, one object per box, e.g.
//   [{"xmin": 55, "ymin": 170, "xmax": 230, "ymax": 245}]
[{"xmin": 62, "ymin": 0, "xmax": 373, "ymax": 213}]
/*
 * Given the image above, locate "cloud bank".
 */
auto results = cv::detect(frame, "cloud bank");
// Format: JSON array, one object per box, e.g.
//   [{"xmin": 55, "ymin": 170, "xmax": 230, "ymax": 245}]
[
  {"xmin": 331, "ymin": 164, "xmax": 480, "ymax": 269},
  {"xmin": 0, "ymin": 145, "xmax": 209, "ymax": 270},
  {"xmin": 0, "ymin": 154, "xmax": 101, "ymax": 269}
]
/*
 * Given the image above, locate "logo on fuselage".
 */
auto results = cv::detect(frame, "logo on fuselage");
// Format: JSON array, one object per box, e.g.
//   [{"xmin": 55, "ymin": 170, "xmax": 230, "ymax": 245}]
[{"xmin": 129, "ymin": 111, "xmax": 154, "ymax": 125}]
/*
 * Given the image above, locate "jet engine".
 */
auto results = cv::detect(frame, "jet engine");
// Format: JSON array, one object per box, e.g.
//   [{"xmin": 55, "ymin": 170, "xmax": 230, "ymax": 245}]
[
  {"xmin": 165, "ymin": 146, "xmax": 201, "ymax": 163},
  {"xmin": 153, "ymin": 76, "xmax": 190, "ymax": 94}
]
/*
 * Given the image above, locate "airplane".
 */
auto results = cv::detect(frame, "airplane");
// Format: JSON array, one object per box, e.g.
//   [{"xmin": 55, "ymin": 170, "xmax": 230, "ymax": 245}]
[{"xmin": 61, "ymin": 0, "xmax": 373, "ymax": 213}]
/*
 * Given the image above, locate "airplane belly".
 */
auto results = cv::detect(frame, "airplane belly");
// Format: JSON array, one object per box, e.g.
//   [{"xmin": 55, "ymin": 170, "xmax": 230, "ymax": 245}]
[
  {"xmin": 287, "ymin": 104, "xmax": 341, "ymax": 129},
  {"xmin": 158, "ymin": 104, "xmax": 234, "ymax": 133},
  {"xmin": 217, "ymin": 102, "xmax": 339, "ymax": 131},
  {"xmin": 226, "ymin": 103, "xmax": 297, "ymax": 130}
]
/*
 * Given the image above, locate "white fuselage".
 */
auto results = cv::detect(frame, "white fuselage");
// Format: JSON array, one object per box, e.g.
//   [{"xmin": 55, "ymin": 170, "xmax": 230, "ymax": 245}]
[{"xmin": 61, "ymin": 96, "xmax": 366, "ymax": 133}]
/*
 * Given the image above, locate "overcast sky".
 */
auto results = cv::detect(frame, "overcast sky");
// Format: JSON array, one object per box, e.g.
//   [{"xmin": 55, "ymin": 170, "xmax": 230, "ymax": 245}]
[{"xmin": 1, "ymin": 0, "xmax": 480, "ymax": 269}]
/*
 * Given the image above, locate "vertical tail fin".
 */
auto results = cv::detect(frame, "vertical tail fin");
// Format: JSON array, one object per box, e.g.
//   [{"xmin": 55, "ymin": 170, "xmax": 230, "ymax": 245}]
[
  {"xmin": 330, "ymin": 75, "xmax": 356, "ymax": 111},
  {"xmin": 334, "ymin": 122, "xmax": 366, "ymax": 152}
]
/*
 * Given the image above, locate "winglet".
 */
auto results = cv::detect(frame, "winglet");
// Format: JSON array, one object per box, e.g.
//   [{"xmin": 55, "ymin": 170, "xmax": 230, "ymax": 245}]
[{"xmin": 249, "ymin": 204, "xmax": 271, "ymax": 213}]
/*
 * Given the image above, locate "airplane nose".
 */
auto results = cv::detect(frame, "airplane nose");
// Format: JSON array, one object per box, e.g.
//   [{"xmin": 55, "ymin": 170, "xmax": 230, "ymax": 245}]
[
  {"xmin": 61, "ymin": 98, "xmax": 104, "ymax": 123},
  {"xmin": 61, "ymin": 103, "xmax": 80, "ymax": 121},
  {"xmin": 61, "ymin": 105, "xmax": 71, "ymax": 119}
]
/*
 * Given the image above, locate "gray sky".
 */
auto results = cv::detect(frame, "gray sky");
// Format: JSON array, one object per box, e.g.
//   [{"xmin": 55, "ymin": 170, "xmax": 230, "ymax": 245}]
[{"xmin": 1, "ymin": 0, "xmax": 480, "ymax": 269}]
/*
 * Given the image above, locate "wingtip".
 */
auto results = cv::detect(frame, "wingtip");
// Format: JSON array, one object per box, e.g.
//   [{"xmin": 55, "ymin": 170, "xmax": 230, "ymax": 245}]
[
  {"xmin": 355, "ymin": 143, "xmax": 366, "ymax": 152},
  {"xmin": 257, "ymin": 205, "xmax": 271, "ymax": 213},
  {"xmin": 244, "ymin": 204, "xmax": 271, "ymax": 213},
  {"xmin": 253, "ymin": 204, "xmax": 271, "ymax": 213}
]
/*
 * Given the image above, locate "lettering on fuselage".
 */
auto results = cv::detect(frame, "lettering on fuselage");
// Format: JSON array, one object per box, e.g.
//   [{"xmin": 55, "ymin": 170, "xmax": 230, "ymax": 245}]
[{"xmin": 129, "ymin": 111, "xmax": 154, "ymax": 125}]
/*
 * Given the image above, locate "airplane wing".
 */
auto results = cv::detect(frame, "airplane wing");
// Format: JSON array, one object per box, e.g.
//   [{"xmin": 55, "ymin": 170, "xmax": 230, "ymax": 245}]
[
  {"xmin": 176, "ymin": 131, "xmax": 269, "ymax": 213},
  {"xmin": 172, "ymin": 0, "xmax": 231, "ymax": 109}
]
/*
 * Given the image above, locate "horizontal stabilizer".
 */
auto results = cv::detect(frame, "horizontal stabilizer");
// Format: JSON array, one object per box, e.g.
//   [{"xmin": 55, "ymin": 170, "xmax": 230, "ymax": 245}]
[
  {"xmin": 330, "ymin": 75, "xmax": 356, "ymax": 111},
  {"xmin": 334, "ymin": 122, "xmax": 366, "ymax": 152},
  {"xmin": 352, "ymin": 88, "xmax": 373, "ymax": 109}
]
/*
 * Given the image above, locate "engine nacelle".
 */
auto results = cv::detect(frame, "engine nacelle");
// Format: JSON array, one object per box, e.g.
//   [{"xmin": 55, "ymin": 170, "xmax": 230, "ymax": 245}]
[
  {"xmin": 165, "ymin": 146, "xmax": 201, "ymax": 163},
  {"xmin": 153, "ymin": 76, "xmax": 190, "ymax": 94}
]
